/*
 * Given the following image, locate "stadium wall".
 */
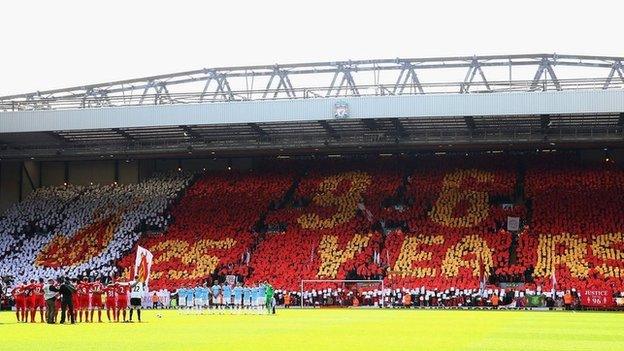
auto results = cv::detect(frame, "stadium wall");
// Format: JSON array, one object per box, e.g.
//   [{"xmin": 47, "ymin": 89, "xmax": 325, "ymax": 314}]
[{"xmin": 0, "ymin": 161, "xmax": 20, "ymax": 212}]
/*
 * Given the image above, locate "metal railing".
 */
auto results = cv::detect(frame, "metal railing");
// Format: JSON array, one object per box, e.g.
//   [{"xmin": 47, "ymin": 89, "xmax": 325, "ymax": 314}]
[{"xmin": 1, "ymin": 54, "xmax": 623, "ymax": 112}]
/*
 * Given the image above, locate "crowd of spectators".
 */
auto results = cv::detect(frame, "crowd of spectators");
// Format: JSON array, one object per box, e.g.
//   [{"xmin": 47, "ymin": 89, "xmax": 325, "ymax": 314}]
[
  {"xmin": 248, "ymin": 159, "xmax": 403, "ymax": 290},
  {"xmin": 275, "ymin": 285, "xmax": 614, "ymax": 310},
  {"xmin": 382, "ymin": 156, "xmax": 525, "ymax": 290},
  {"xmin": 1, "ymin": 154, "xmax": 624, "ymax": 308},
  {"xmin": 0, "ymin": 172, "xmax": 192, "ymax": 284},
  {"xmin": 116, "ymin": 169, "xmax": 294, "ymax": 290},
  {"xmin": 515, "ymin": 155, "xmax": 624, "ymax": 292}
]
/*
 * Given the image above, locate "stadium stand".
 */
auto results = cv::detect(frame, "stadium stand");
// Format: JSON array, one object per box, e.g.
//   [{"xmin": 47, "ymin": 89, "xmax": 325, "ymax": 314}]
[
  {"xmin": 247, "ymin": 159, "xmax": 403, "ymax": 290},
  {"xmin": 517, "ymin": 155, "xmax": 624, "ymax": 292},
  {"xmin": 1, "ymin": 153, "xmax": 624, "ymax": 301},
  {"xmin": 117, "ymin": 168, "xmax": 295, "ymax": 290},
  {"xmin": 383, "ymin": 156, "xmax": 525, "ymax": 290}
]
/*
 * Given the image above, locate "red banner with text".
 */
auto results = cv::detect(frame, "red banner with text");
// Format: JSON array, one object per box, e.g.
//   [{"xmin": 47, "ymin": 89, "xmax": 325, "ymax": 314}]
[{"xmin": 580, "ymin": 290, "xmax": 614, "ymax": 308}]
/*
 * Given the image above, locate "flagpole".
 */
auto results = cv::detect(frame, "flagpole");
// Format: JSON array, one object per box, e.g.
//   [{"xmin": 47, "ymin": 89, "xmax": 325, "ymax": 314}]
[{"xmin": 551, "ymin": 262, "xmax": 556, "ymax": 298}]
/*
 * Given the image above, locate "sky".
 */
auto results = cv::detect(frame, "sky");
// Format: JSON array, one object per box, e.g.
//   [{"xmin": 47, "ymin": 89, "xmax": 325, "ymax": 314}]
[{"xmin": 0, "ymin": 0, "xmax": 621, "ymax": 96}]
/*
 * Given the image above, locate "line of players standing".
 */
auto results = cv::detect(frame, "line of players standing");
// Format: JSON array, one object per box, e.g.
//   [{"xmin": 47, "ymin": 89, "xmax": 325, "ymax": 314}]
[
  {"xmin": 11, "ymin": 276, "xmax": 138, "ymax": 323},
  {"xmin": 177, "ymin": 282, "xmax": 275, "ymax": 313}
]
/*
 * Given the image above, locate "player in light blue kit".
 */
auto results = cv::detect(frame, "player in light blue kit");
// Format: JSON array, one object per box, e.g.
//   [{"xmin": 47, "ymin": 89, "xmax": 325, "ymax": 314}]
[
  {"xmin": 211, "ymin": 282, "xmax": 221, "ymax": 310},
  {"xmin": 258, "ymin": 284, "xmax": 268, "ymax": 313},
  {"xmin": 194, "ymin": 286, "xmax": 208, "ymax": 312},
  {"xmin": 233, "ymin": 283, "xmax": 243, "ymax": 310},
  {"xmin": 178, "ymin": 287, "xmax": 188, "ymax": 309},
  {"xmin": 243, "ymin": 286, "xmax": 252, "ymax": 310},
  {"xmin": 201, "ymin": 286, "xmax": 210, "ymax": 309},
  {"xmin": 222, "ymin": 283, "xmax": 232, "ymax": 309},
  {"xmin": 189, "ymin": 286, "xmax": 198, "ymax": 310},
  {"xmin": 252, "ymin": 285, "xmax": 263, "ymax": 313}
]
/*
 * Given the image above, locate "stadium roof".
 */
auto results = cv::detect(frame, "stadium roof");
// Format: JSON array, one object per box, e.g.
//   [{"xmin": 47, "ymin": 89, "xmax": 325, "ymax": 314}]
[{"xmin": 0, "ymin": 53, "xmax": 622, "ymax": 159}]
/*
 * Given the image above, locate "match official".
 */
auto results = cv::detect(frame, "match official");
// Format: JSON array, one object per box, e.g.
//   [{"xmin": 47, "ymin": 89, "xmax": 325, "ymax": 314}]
[
  {"xmin": 58, "ymin": 277, "xmax": 76, "ymax": 324},
  {"xmin": 129, "ymin": 276, "xmax": 145, "ymax": 322}
]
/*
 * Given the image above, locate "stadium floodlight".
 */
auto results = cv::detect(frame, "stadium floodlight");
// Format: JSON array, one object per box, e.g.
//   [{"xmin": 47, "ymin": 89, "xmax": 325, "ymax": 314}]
[{"xmin": 300, "ymin": 279, "xmax": 385, "ymax": 308}]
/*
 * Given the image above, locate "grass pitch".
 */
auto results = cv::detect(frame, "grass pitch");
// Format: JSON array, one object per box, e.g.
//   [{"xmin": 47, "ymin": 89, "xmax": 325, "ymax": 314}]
[{"xmin": 1, "ymin": 309, "xmax": 623, "ymax": 351}]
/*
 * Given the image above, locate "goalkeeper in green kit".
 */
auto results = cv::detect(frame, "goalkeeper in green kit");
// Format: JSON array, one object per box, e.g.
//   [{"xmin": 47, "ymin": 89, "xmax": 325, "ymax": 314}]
[{"xmin": 264, "ymin": 282, "xmax": 275, "ymax": 314}]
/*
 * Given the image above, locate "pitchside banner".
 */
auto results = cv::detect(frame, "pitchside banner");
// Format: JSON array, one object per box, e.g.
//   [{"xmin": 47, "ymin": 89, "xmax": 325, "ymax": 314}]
[
  {"xmin": 499, "ymin": 282, "xmax": 525, "ymax": 289},
  {"xmin": 580, "ymin": 290, "xmax": 614, "ymax": 307},
  {"xmin": 526, "ymin": 295, "xmax": 544, "ymax": 307}
]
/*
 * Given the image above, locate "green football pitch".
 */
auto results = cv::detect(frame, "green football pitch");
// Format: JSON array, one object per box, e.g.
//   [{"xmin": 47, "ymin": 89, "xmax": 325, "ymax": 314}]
[{"xmin": 1, "ymin": 309, "xmax": 623, "ymax": 351}]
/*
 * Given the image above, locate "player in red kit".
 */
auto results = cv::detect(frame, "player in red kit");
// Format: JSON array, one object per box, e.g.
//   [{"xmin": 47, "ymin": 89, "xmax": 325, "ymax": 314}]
[
  {"xmin": 103, "ymin": 280, "xmax": 117, "ymax": 322},
  {"xmin": 90, "ymin": 278, "xmax": 105, "ymax": 323},
  {"xmin": 77, "ymin": 277, "xmax": 91, "ymax": 322},
  {"xmin": 12, "ymin": 282, "xmax": 27, "ymax": 322},
  {"xmin": 26, "ymin": 279, "xmax": 43, "ymax": 323},
  {"xmin": 115, "ymin": 280, "xmax": 130, "ymax": 322},
  {"xmin": 24, "ymin": 279, "xmax": 37, "ymax": 322},
  {"xmin": 30, "ymin": 278, "xmax": 46, "ymax": 323}
]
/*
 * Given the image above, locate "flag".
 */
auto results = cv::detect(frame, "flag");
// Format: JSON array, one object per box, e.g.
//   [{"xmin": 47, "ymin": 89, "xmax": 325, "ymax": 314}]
[
  {"xmin": 134, "ymin": 246, "xmax": 153, "ymax": 285},
  {"xmin": 550, "ymin": 269, "xmax": 557, "ymax": 296}
]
